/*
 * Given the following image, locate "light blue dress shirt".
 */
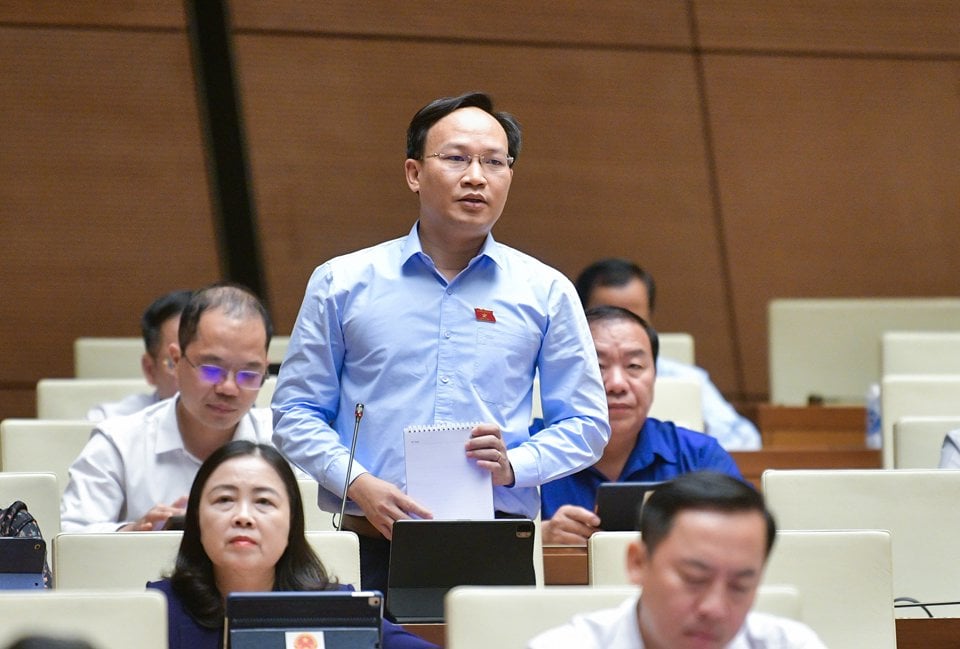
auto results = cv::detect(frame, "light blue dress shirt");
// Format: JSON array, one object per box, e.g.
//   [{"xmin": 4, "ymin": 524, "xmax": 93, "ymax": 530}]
[
  {"xmin": 657, "ymin": 357, "xmax": 762, "ymax": 450},
  {"xmin": 272, "ymin": 223, "xmax": 610, "ymax": 518}
]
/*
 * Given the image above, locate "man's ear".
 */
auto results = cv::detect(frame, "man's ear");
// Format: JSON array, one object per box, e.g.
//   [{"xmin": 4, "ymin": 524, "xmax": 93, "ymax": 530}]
[
  {"xmin": 141, "ymin": 352, "xmax": 157, "ymax": 387},
  {"xmin": 626, "ymin": 539, "xmax": 648, "ymax": 587},
  {"xmin": 404, "ymin": 159, "xmax": 421, "ymax": 194},
  {"xmin": 168, "ymin": 342, "xmax": 181, "ymax": 365}
]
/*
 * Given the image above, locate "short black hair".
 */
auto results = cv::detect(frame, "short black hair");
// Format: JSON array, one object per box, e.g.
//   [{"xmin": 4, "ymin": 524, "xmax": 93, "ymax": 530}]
[
  {"xmin": 640, "ymin": 471, "xmax": 776, "ymax": 559},
  {"xmin": 406, "ymin": 91, "xmax": 522, "ymax": 164},
  {"xmin": 574, "ymin": 258, "xmax": 657, "ymax": 314},
  {"xmin": 586, "ymin": 305, "xmax": 660, "ymax": 364},
  {"xmin": 178, "ymin": 283, "xmax": 273, "ymax": 354},
  {"xmin": 141, "ymin": 289, "xmax": 192, "ymax": 357}
]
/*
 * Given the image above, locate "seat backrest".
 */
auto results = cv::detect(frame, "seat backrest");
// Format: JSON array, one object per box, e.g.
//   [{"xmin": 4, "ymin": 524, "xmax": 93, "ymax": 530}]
[
  {"xmin": 0, "ymin": 589, "xmax": 167, "ymax": 649},
  {"xmin": 445, "ymin": 584, "xmax": 801, "ymax": 649},
  {"xmin": 648, "ymin": 376, "xmax": 703, "ymax": 432},
  {"xmin": 255, "ymin": 376, "xmax": 277, "ymax": 408},
  {"xmin": 881, "ymin": 331, "xmax": 960, "ymax": 376},
  {"xmin": 74, "ymin": 336, "xmax": 292, "ymax": 377},
  {"xmin": 297, "ymin": 478, "xmax": 336, "ymax": 531},
  {"xmin": 0, "ymin": 472, "xmax": 60, "ymax": 558},
  {"xmin": 1, "ymin": 419, "xmax": 94, "ymax": 495},
  {"xmin": 53, "ymin": 531, "xmax": 182, "ymax": 589},
  {"xmin": 589, "ymin": 528, "xmax": 895, "ymax": 649},
  {"xmin": 74, "ymin": 337, "xmax": 145, "ymax": 378},
  {"xmin": 657, "ymin": 332, "xmax": 695, "ymax": 365},
  {"xmin": 52, "ymin": 530, "xmax": 361, "ymax": 590},
  {"xmin": 305, "ymin": 530, "xmax": 361, "ymax": 589},
  {"xmin": 880, "ymin": 374, "xmax": 960, "ymax": 468},
  {"xmin": 763, "ymin": 469, "xmax": 959, "ymax": 611},
  {"xmin": 37, "ymin": 378, "xmax": 151, "ymax": 419},
  {"xmin": 893, "ymin": 416, "xmax": 960, "ymax": 468},
  {"xmin": 768, "ymin": 298, "xmax": 960, "ymax": 405}
]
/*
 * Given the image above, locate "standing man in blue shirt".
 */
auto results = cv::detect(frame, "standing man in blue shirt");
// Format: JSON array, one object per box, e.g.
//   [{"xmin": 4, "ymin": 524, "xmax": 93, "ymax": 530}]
[
  {"xmin": 272, "ymin": 91, "xmax": 610, "ymax": 591},
  {"xmin": 541, "ymin": 306, "xmax": 742, "ymax": 545}
]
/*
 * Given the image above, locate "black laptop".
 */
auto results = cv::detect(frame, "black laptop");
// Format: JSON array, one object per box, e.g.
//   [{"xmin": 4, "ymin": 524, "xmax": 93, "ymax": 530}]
[
  {"xmin": 386, "ymin": 519, "xmax": 537, "ymax": 623},
  {"xmin": 595, "ymin": 481, "xmax": 666, "ymax": 531},
  {"xmin": 225, "ymin": 590, "xmax": 383, "ymax": 649},
  {"xmin": 0, "ymin": 537, "xmax": 46, "ymax": 589}
]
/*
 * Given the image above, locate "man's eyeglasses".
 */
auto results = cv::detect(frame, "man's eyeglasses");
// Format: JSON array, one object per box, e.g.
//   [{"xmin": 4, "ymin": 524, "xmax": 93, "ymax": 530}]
[
  {"xmin": 424, "ymin": 152, "xmax": 514, "ymax": 174},
  {"xmin": 183, "ymin": 356, "xmax": 265, "ymax": 391}
]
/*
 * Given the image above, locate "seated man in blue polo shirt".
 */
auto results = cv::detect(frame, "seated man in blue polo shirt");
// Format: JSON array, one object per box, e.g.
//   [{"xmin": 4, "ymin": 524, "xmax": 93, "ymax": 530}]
[{"xmin": 540, "ymin": 306, "xmax": 742, "ymax": 545}]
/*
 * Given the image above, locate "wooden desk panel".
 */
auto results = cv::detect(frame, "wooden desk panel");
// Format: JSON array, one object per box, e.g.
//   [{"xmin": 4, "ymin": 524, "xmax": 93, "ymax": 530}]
[
  {"xmin": 758, "ymin": 404, "xmax": 867, "ymax": 448},
  {"xmin": 543, "ymin": 545, "xmax": 590, "ymax": 585},
  {"xmin": 731, "ymin": 448, "xmax": 882, "ymax": 491}
]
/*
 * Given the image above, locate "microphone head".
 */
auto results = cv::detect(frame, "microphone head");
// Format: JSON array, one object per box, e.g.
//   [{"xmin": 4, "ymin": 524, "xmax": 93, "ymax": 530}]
[{"xmin": 355, "ymin": 403, "xmax": 364, "ymax": 419}]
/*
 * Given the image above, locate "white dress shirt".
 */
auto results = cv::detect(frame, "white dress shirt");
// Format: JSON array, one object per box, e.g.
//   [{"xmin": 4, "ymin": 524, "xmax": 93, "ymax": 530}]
[{"xmin": 61, "ymin": 397, "xmax": 274, "ymax": 532}]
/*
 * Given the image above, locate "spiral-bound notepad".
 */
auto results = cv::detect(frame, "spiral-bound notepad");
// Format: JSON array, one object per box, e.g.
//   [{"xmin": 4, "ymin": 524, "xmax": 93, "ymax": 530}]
[{"xmin": 403, "ymin": 422, "xmax": 494, "ymax": 519}]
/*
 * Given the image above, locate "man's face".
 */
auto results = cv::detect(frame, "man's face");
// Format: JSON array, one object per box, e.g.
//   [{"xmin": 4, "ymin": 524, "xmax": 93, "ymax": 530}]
[
  {"xmin": 587, "ymin": 277, "xmax": 652, "ymax": 322},
  {"xmin": 142, "ymin": 315, "xmax": 180, "ymax": 399},
  {"xmin": 627, "ymin": 509, "xmax": 767, "ymax": 649},
  {"xmin": 171, "ymin": 308, "xmax": 267, "ymax": 434},
  {"xmin": 591, "ymin": 318, "xmax": 656, "ymax": 440},
  {"xmin": 404, "ymin": 106, "xmax": 513, "ymax": 243}
]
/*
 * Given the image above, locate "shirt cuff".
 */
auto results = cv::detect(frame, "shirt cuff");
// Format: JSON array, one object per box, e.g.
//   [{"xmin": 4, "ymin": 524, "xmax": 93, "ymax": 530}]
[{"xmin": 506, "ymin": 444, "xmax": 541, "ymax": 489}]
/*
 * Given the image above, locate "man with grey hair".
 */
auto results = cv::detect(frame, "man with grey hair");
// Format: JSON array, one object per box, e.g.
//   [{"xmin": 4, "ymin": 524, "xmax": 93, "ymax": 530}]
[{"xmin": 62, "ymin": 284, "xmax": 275, "ymax": 532}]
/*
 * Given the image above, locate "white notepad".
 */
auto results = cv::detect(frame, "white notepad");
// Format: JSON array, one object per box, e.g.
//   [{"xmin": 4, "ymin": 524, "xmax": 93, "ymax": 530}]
[{"xmin": 403, "ymin": 422, "xmax": 494, "ymax": 519}]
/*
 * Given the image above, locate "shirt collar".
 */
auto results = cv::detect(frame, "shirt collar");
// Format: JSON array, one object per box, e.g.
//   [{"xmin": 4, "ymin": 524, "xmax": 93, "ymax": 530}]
[
  {"xmin": 629, "ymin": 417, "xmax": 679, "ymax": 469},
  {"xmin": 401, "ymin": 221, "xmax": 504, "ymax": 272}
]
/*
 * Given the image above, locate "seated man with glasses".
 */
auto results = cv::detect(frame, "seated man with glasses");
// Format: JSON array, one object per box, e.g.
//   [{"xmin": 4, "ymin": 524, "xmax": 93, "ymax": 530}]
[{"xmin": 61, "ymin": 283, "xmax": 277, "ymax": 533}]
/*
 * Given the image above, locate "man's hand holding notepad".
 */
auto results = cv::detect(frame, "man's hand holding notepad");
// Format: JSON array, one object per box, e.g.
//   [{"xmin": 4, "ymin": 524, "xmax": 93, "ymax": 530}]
[{"xmin": 403, "ymin": 422, "xmax": 495, "ymax": 519}]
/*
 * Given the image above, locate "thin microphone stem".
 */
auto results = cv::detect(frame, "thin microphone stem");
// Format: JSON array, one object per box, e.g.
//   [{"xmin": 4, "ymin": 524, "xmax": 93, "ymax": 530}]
[{"xmin": 336, "ymin": 403, "xmax": 364, "ymax": 531}]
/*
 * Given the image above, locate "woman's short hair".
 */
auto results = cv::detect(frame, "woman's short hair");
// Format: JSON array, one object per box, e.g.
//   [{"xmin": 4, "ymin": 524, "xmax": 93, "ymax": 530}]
[{"xmin": 170, "ymin": 440, "xmax": 334, "ymax": 627}]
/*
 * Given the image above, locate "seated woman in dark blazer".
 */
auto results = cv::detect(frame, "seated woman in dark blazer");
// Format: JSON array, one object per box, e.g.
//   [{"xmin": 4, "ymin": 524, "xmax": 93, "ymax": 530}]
[{"xmin": 148, "ymin": 440, "xmax": 436, "ymax": 649}]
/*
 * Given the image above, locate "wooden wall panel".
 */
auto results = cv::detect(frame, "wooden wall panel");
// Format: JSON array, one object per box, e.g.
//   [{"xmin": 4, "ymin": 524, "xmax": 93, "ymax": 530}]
[
  {"xmin": 231, "ymin": 1, "xmax": 691, "ymax": 49},
  {"xmin": 0, "ymin": 25, "xmax": 215, "ymax": 418},
  {"xmin": 235, "ymin": 36, "xmax": 740, "ymax": 392},
  {"xmin": 0, "ymin": 2, "xmax": 184, "ymax": 28},
  {"xmin": 704, "ymin": 54, "xmax": 960, "ymax": 396},
  {"xmin": 694, "ymin": 0, "xmax": 960, "ymax": 56}
]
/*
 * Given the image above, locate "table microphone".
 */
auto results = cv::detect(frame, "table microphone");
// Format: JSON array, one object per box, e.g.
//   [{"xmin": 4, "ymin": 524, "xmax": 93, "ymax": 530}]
[{"xmin": 336, "ymin": 403, "xmax": 364, "ymax": 532}]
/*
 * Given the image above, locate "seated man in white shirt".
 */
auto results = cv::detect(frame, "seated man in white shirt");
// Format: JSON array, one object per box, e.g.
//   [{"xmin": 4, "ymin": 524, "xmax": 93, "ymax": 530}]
[
  {"xmin": 86, "ymin": 289, "xmax": 192, "ymax": 422},
  {"xmin": 528, "ymin": 471, "xmax": 826, "ymax": 649},
  {"xmin": 575, "ymin": 259, "xmax": 761, "ymax": 450},
  {"xmin": 62, "ymin": 283, "xmax": 275, "ymax": 532}
]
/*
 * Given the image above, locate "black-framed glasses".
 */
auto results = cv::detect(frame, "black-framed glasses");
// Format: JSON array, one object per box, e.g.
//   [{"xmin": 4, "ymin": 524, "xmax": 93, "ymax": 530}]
[
  {"xmin": 424, "ymin": 152, "xmax": 514, "ymax": 173},
  {"xmin": 183, "ymin": 356, "xmax": 265, "ymax": 391}
]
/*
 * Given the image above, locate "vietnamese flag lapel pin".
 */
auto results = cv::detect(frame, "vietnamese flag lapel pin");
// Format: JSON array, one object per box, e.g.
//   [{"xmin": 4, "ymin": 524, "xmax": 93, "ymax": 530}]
[{"xmin": 475, "ymin": 307, "xmax": 496, "ymax": 323}]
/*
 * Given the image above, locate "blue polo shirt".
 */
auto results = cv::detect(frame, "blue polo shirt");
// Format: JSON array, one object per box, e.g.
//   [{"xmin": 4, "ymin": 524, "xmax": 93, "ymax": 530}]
[{"xmin": 539, "ymin": 416, "xmax": 743, "ymax": 519}]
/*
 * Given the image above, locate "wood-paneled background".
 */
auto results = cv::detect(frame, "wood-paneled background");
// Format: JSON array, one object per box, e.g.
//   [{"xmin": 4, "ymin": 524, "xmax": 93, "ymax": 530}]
[{"xmin": 2, "ymin": 1, "xmax": 958, "ymax": 420}]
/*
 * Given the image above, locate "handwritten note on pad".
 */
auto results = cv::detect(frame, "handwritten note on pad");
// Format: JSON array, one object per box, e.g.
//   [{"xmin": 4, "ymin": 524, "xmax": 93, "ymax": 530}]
[{"xmin": 403, "ymin": 422, "xmax": 494, "ymax": 519}]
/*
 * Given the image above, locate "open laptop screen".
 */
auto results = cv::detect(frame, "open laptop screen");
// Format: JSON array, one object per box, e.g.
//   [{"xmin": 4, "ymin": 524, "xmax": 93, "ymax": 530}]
[
  {"xmin": 225, "ymin": 590, "xmax": 383, "ymax": 649},
  {"xmin": 386, "ymin": 519, "xmax": 536, "ymax": 623}
]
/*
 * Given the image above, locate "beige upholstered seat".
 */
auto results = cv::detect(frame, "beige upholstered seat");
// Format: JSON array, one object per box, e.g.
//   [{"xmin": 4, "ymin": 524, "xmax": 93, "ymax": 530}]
[
  {"xmin": 880, "ymin": 374, "xmax": 960, "ymax": 467},
  {"xmin": 0, "ymin": 472, "xmax": 60, "ymax": 559},
  {"xmin": 881, "ymin": 331, "xmax": 960, "ymax": 376},
  {"xmin": 588, "ymin": 528, "xmax": 896, "ymax": 649},
  {"xmin": 444, "ymin": 584, "xmax": 802, "ymax": 649},
  {"xmin": 768, "ymin": 298, "xmax": 960, "ymax": 405},
  {"xmin": 893, "ymin": 416, "xmax": 960, "ymax": 468},
  {"xmin": 73, "ymin": 335, "xmax": 291, "ymax": 378},
  {"xmin": 763, "ymin": 468, "xmax": 960, "ymax": 618},
  {"xmin": 657, "ymin": 332, "xmax": 695, "ymax": 365},
  {"xmin": 52, "ymin": 530, "xmax": 361, "ymax": 589},
  {"xmin": 0, "ymin": 589, "xmax": 168, "ymax": 649},
  {"xmin": 36, "ymin": 378, "xmax": 151, "ymax": 419},
  {"xmin": 1, "ymin": 419, "xmax": 93, "ymax": 494}
]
